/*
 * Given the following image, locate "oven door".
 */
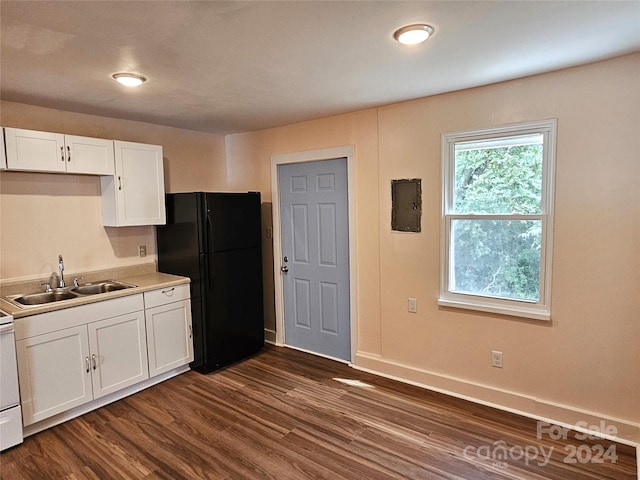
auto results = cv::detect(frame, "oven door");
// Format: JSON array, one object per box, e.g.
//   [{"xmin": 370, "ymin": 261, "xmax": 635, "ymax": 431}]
[
  {"xmin": 0, "ymin": 319, "xmax": 23, "ymax": 450},
  {"xmin": 0, "ymin": 322, "xmax": 20, "ymax": 410}
]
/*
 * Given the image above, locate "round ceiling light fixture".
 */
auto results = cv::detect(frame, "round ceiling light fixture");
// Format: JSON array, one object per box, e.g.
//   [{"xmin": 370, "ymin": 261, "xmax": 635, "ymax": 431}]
[
  {"xmin": 112, "ymin": 72, "xmax": 147, "ymax": 87},
  {"xmin": 393, "ymin": 24, "xmax": 434, "ymax": 45}
]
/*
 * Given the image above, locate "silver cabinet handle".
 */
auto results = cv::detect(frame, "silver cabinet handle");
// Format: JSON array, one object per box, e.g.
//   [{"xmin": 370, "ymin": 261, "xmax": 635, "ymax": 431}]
[
  {"xmin": 67, "ymin": 145, "xmax": 71, "ymax": 162},
  {"xmin": 60, "ymin": 146, "xmax": 65, "ymax": 162},
  {"xmin": 91, "ymin": 354, "xmax": 97, "ymax": 370},
  {"xmin": 85, "ymin": 356, "xmax": 90, "ymax": 373},
  {"xmin": 162, "ymin": 287, "xmax": 175, "ymax": 296},
  {"xmin": 189, "ymin": 324, "xmax": 193, "ymax": 339},
  {"xmin": 117, "ymin": 176, "xmax": 122, "ymax": 190}
]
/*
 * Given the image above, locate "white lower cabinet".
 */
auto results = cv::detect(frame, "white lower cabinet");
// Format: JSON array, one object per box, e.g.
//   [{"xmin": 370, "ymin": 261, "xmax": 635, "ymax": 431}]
[
  {"xmin": 144, "ymin": 285, "xmax": 193, "ymax": 377},
  {"xmin": 87, "ymin": 311, "xmax": 148, "ymax": 399},
  {"xmin": 14, "ymin": 285, "xmax": 193, "ymax": 430},
  {"xmin": 15, "ymin": 294, "xmax": 148, "ymax": 427},
  {"xmin": 17, "ymin": 325, "xmax": 93, "ymax": 426}
]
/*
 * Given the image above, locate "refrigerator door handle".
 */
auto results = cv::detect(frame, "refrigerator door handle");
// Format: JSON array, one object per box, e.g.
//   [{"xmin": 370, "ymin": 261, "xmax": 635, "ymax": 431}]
[
  {"xmin": 203, "ymin": 254, "xmax": 214, "ymax": 301},
  {"xmin": 205, "ymin": 209, "xmax": 215, "ymax": 253}
]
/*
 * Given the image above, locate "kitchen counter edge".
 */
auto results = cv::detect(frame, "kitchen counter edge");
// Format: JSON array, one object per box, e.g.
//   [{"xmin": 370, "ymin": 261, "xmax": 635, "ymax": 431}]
[{"xmin": 0, "ymin": 272, "xmax": 190, "ymax": 319}]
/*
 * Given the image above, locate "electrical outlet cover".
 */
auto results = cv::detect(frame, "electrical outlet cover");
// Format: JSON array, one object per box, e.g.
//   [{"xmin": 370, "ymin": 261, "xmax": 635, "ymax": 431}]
[
  {"xmin": 408, "ymin": 298, "xmax": 417, "ymax": 313},
  {"xmin": 491, "ymin": 350, "xmax": 503, "ymax": 368}
]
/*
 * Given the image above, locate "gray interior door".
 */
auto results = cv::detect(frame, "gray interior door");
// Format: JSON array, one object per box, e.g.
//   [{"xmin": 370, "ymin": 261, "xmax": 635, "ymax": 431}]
[{"xmin": 279, "ymin": 158, "xmax": 350, "ymax": 361}]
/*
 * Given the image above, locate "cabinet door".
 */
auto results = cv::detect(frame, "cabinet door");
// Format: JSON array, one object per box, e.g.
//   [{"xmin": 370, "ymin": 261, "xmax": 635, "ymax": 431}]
[
  {"xmin": 145, "ymin": 299, "xmax": 193, "ymax": 377},
  {"xmin": 65, "ymin": 135, "xmax": 115, "ymax": 175},
  {"xmin": 4, "ymin": 127, "xmax": 66, "ymax": 172},
  {"xmin": 0, "ymin": 127, "xmax": 6, "ymax": 170},
  {"xmin": 102, "ymin": 141, "xmax": 166, "ymax": 226},
  {"xmin": 87, "ymin": 311, "xmax": 149, "ymax": 399},
  {"xmin": 16, "ymin": 326, "xmax": 92, "ymax": 426}
]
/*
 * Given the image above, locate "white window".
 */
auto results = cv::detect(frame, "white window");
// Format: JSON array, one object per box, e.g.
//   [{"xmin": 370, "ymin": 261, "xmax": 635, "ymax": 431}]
[{"xmin": 439, "ymin": 120, "xmax": 557, "ymax": 321}]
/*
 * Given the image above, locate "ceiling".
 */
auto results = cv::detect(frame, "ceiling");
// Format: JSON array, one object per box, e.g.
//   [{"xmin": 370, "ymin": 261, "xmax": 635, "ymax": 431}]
[{"xmin": 2, "ymin": 1, "xmax": 639, "ymax": 135}]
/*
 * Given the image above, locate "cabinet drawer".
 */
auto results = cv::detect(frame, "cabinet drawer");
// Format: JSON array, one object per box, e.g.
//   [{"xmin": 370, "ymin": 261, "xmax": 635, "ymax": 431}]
[
  {"xmin": 143, "ymin": 284, "xmax": 190, "ymax": 309},
  {"xmin": 0, "ymin": 406, "xmax": 23, "ymax": 451}
]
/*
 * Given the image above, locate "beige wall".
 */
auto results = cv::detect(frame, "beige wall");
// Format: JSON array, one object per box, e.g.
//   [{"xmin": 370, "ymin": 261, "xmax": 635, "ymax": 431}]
[
  {"xmin": 225, "ymin": 108, "xmax": 382, "ymax": 347},
  {"xmin": 226, "ymin": 54, "xmax": 640, "ymax": 441},
  {"xmin": 0, "ymin": 101, "xmax": 227, "ymax": 280},
  {"xmin": 1, "ymin": 54, "xmax": 638, "ymax": 441}
]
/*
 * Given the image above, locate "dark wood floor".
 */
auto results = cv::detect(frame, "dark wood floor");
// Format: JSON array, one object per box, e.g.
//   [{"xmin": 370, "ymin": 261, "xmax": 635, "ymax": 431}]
[{"xmin": 1, "ymin": 346, "xmax": 636, "ymax": 479}]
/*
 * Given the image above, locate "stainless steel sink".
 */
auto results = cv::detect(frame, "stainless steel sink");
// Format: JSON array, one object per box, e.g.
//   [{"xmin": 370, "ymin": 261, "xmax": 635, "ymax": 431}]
[
  {"xmin": 71, "ymin": 281, "xmax": 133, "ymax": 295},
  {"xmin": 5, "ymin": 280, "xmax": 136, "ymax": 308},
  {"xmin": 11, "ymin": 290, "xmax": 78, "ymax": 306}
]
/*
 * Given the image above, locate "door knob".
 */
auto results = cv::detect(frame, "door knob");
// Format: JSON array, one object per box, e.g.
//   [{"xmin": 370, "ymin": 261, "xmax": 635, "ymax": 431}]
[{"xmin": 281, "ymin": 266, "xmax": 289, "ymax": 273}]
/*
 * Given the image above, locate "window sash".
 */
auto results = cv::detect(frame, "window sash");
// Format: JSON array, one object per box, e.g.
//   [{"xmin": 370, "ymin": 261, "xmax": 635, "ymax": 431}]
[
  {"xmin": 444, "ymin": 214, "xmax": 549, "ymax": 303},
  {"xmin": 454, "ymin": 133, "xmax": 543, "ymax": 152},
  {"xmin": 440, "ymin": 120, "xmax": 556, "ymax": 321}
]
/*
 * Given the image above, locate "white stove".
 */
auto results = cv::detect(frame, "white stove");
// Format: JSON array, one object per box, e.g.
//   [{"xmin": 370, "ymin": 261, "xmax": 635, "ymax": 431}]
[{"xmin": 0, "ymin": 309, "xmax": 23, "ymax": 450}]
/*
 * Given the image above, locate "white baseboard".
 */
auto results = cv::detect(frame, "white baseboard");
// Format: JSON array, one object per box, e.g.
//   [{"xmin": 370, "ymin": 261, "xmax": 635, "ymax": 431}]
[
  {"xmin": 264, "ymin": 328, "xmax": 277, "ymax": 345},
  {"xmin": 353, "ymin": 351, "xmax": 640, "ymax": 447}
]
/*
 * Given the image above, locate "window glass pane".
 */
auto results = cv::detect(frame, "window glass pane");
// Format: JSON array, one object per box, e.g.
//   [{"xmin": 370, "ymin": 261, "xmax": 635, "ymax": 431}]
[
  {"xmin": 451, "ymin": 219, "xmax": 541, "ymax": 302},
  {"xmin": 453, "ymin": 134, "xmax": 543, "ymax": 214}
]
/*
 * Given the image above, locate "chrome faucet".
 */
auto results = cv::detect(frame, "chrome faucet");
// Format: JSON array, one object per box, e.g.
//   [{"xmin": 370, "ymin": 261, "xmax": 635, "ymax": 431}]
[{"xmin": 58, "ymin": 255, "xmax": 65, "ymax": 288}]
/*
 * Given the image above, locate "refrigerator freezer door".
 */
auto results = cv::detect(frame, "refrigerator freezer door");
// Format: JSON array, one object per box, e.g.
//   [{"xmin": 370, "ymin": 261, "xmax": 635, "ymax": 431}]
[
  {"xmin": 204, "ymin": 193, "xmax": 261, "ymax": 253},
  {"xmin": 158, "ymin": 193, "xmax": 203, "ymax": 275}
]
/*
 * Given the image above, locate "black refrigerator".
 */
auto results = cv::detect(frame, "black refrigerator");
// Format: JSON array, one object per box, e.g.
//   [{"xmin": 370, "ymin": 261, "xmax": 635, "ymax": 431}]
[{"xmin": 156, "ymin": 192, "xmax": 264, "ymax": 373}]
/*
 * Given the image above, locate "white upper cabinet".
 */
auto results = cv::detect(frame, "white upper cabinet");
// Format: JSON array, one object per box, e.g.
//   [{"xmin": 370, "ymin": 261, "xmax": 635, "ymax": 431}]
[
  {"xmin": 4, "ymin": 127, "xmax": 114, "ymax": 175},
  {"xmin": 101, "ymin": 140, "xmax": 166, "ymax": 226},
  {"xmin": 64, "ymin": 134, "xmax": 115, "ymax": 175},
  {"xmin": 1, "ymin": 128, "xmax": 6, "ymax": 170},
  {"xmin": 4, "ymin": 128, "xmax": 65, "ymax": 172}
]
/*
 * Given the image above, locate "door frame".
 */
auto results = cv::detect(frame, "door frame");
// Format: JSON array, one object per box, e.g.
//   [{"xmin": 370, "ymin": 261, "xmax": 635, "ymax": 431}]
[{"xmin": 271, "ymin": 145, "xmax": 356, "ymax": 363}]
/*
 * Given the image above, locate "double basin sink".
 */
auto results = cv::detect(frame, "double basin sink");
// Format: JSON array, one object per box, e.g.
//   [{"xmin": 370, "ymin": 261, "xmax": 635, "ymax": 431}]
[{"xmin": 6, "ymin": 280, "xmax": 136, "ymax": 308}]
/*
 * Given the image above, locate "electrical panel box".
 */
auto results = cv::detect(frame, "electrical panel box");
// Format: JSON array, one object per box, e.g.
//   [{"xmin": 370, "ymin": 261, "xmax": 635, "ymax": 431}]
[{"xmin": 391, "ymin": 178, "xmax": 421, "ymax": 232}]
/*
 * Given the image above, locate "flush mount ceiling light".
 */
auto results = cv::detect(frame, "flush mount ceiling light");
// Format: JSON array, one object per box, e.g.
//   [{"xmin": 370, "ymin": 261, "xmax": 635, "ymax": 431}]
[
  {"xmin": 393, "ymin": 24, "xmax": 434, "ymax": 45},
  {"xmin": 112, "ymin": 72, "xmax": 147, "ymax": 87}
]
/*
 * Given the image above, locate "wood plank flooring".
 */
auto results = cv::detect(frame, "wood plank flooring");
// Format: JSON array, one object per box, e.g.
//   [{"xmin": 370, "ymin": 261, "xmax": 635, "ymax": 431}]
[{"xmin": 1, "ymin": 346, "xmax": 636, "ymax": 479}]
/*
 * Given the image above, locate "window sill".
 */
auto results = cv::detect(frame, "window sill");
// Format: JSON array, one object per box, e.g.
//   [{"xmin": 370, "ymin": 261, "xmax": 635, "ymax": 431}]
[{"xmin": 437, "ymin": 297, "xmax": 551, "ymax": 321}]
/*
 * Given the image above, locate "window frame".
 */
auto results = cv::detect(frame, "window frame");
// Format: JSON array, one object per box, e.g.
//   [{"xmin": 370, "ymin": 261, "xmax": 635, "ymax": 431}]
[{"xmin": 439, "ymin": 119, "xmax": 557, "ymax": 321}]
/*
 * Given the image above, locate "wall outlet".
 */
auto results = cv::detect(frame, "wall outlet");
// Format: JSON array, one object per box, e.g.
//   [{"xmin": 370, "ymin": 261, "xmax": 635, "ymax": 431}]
[
  {"xmin": 266, "ymin": 227, "xmax": 273, "ymax": 239},
  {"xmin": 408, "ymin": 298, "xmax": 417, "ymax": 313},
  {"xmin": 491, "ymin": 350, "xmax": 503, "ymax": 368},
  {"xmin": 138, "ymin": 245, "xmax": 147, "ymax": 258}
]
